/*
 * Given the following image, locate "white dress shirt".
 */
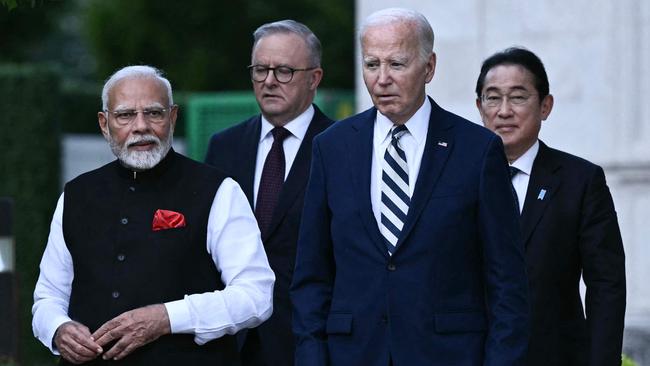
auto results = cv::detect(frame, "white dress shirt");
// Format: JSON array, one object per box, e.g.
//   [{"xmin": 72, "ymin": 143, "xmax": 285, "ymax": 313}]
[
  {"xmin": 371, "ymin": 98, "xmax": 431, "ymax": 227},
  {"xmin": 510, "ymin": 140, "xmax": 540, "ymax": 213},
  {"xmin": 253, "ymin": 105, "xmax": 314, "ymax": 208},
  {"xmin": 32, "ymin": 177, "xmax": 275, "ymax": 354}
]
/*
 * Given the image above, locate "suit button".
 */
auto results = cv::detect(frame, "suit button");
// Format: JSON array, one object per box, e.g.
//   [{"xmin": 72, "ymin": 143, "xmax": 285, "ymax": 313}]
[
  {"xmin": 128, "ymin": 186, "xmax": 136, "ymax": 192},
  {"xmin": 117, "ymin": 254, "xmax": 125, "ymax": 262},
  {"xmin": 120, "ymin": 218, "xmax": 128, "ymax": 225},
  {"xmin": 112, "ymin": 291, "xmax": 120, "ymax": 299},
  {"xmin": 380, "ymin": 316, "xmax": 388, "ymax": 324},
  {"xmin": 387, "ymin": 263, "xmax": 396, "ymax": 271}
]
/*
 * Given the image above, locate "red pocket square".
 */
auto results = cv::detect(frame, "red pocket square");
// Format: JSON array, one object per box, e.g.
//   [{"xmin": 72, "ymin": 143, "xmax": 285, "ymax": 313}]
[{"xmin": 152, "ymin": 209, "xmax": 186, "ymax": 231}]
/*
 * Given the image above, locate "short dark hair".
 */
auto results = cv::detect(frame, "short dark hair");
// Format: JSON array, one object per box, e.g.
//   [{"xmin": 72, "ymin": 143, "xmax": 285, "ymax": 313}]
[{"xmin": 475, "ymin": 47, "xmax": 549, "ymax": 100}]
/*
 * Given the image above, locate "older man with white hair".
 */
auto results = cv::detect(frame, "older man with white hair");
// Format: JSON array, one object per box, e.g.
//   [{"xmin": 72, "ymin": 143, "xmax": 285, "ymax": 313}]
[
  {"xmin": 32, "ymin": 65, "xmax": 275, "ymax": 365},
  {"xmin": 291, "ymin": 8, "xmax": 529, "ymax": 366}
]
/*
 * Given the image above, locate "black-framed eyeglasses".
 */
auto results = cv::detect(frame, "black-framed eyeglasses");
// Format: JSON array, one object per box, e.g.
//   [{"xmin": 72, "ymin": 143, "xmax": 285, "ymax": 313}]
[
  {"xmin": 104, "ymin": 106, "xmax": 173, "ymax": 126},
  {"xmin": 248, "ymin": 65, "xmax": 317, "ymax": 83}
]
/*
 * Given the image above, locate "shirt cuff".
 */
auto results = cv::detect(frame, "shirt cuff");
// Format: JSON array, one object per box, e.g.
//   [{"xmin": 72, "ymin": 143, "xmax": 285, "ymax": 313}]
[
  {"xmin": 45, "ymin": 315, "xmax": 73, "ymax": 354},
  {"xmin": 164, "ymin": 298, "xmax": 193, "ymax": 334}
]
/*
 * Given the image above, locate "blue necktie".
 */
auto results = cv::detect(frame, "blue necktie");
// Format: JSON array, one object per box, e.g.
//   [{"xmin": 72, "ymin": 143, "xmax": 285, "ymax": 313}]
[{"xmin": 380, "ymin": 125, "xmax": 410, "ymax": 255}]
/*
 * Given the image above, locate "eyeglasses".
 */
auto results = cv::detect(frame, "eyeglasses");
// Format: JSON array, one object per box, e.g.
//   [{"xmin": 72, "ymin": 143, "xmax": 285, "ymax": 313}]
[
  {"xmin": 104, "ymin": 107, "xmax": 172, "ymax": 126},
  {"xmin": 480, "ymin": 93, "xmax": 536, "ymax": 108},
  {"xmin": 248, "ymin": 65, "xmax": 317, "ymax": 83}
]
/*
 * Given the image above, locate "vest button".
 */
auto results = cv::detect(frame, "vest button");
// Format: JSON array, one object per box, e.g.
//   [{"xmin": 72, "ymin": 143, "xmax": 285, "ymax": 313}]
[
  {"xmin": 128, "ymin": 186, "xmax": 136, "ymax": 192},
  {"xmin": 387, "ymin": 263, "xmax": 396, "ymax": 271},
  {"xmin": 112, "ymin": 291, "xmax": 120, "ymax": 299},
  {"xmin": 117, "ymin": 254, "xmax": 125, "ymax": 262},
  {"xmin": 121, "ymin": 218, "xmax": 128, "ymax": 225}
]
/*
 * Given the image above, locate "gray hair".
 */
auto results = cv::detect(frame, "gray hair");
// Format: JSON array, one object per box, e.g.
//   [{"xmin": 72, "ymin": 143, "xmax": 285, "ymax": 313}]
[
  {"xmin": 252, "ymin": 19, "xmax": 322, "ymax": 67},
  {"xmin": 101, "ymin": 65, "xmax": 173, "ymax": 111},
  {"xmin": 360, "ymin": 8, "xmax": 434, "ymax": 63}
]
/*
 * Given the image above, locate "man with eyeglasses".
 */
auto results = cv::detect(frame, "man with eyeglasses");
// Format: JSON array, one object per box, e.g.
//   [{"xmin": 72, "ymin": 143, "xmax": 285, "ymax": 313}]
[
  {"xmin": 291, "ymin": 8, "xmax": 528, "ymax": 366},
  {"xmin": 476, "ymin": 47, "xmax": 626, "ymax": 366},
  {"xmin": 204, "ymin": 20, "xmax": 333, "ymax": 366},
  {"xmin": 32, "ymin": 65, "xmax": 275, "ymax": 365}
]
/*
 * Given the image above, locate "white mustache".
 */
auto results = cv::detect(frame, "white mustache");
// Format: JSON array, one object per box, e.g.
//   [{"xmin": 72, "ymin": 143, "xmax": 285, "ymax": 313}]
[{"xmin": 126, "ymin": 135, "xmax": 160, "ymax": 148}]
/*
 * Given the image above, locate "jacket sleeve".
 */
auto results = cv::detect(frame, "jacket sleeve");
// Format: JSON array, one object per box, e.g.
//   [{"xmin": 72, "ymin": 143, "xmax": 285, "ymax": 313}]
[
  {"xmin": 579, "ymin": 166, "xmax": 626, "ymax": 366},
  {"xmin": 290, "ymin": 137, "xmax": 334, "ymax": 366},
  {"xmin": 478, "ymin": 136, "xmax": 530, "ymax": 365}
]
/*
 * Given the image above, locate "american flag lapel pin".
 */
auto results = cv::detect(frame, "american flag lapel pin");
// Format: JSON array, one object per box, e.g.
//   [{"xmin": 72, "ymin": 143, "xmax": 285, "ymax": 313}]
[
  {"xmin": 537, "ymin": 189, "xmax": 547, "ymax": 200},
  {"xmin": 437, "ymin": 141, "xmax": 448, "ymax": 147}
]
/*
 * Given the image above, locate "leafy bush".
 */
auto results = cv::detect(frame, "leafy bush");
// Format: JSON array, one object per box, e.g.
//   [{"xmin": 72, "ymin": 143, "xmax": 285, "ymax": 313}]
[{"xmin": 0, "ymin": 64, "xmax": 60, "ymax": 365}]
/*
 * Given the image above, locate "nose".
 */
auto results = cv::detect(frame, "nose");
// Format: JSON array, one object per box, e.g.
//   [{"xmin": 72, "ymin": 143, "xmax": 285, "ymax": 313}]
[
  {"xmin": 262, "ymin": 69, "xmax": 278, "ymax": 86},
  {"xmin": 377, "ymin": 65, "xmax": 391, "ymax": 86},
  {"xmin": 131, "ymin": 111, "xmax": 151, "ymax": 132},
  {"xmin": 496, "ymin": 99, "xmax": 514, "ymax": 118}
]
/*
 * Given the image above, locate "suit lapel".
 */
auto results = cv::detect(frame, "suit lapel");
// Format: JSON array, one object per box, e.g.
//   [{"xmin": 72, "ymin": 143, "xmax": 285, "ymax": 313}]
[
  {"xmin": 395, "ymin": 98, "xmax": 454, "ymax": 251},
  {"xmin": 264, "ymin": 106, "xmax": 332, "ymax": 241},
  {"xmin": 520, "ymin": 141, "xmax": 561, "ymax": 247},
  {"xmin": 348, "ymin": 108, "xmax": 387, "ymax": 255},
  {"xmin": 238, "ymin": 117, "xmax": 262, "ymax": 208}
]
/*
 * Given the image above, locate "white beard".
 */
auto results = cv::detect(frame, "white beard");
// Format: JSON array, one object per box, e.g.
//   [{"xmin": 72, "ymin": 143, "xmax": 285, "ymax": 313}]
[{"xmin": 108, "ymin": 129, "xmax": 173, "ymax": 171}]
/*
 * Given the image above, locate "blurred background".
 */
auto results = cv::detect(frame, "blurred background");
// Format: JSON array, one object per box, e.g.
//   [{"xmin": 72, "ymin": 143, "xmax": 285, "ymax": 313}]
[{"xmin": 1, "ymin": 0, "xmax": 649, "ymax": 365}]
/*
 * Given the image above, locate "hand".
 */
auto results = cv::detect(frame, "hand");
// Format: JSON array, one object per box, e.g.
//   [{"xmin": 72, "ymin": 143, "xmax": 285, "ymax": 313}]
[
  {"xmin": 54, "ymin": 321, "xmax": 103, "ymax": 364},
  {"xmin": 91, "ymin": 304, "xmax": 171, "ymax": 361}
]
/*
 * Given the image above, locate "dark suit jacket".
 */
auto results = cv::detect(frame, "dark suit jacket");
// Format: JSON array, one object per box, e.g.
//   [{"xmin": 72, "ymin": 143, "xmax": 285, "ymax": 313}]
[
  {"xmin": 204, "ymin": 105, "xmax": 333, "ymax": 366},
  {"xmin": 522, "ymin": 141, "xmax": 626, "ymax": 366},
  {"xmin": 291, "ymin": 98, "xmax": 529, "ymax": 366}
]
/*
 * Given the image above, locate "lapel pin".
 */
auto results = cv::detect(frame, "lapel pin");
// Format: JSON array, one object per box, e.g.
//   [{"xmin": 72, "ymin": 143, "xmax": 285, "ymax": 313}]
[
  {"xmin": 537, "ymin": 189, "xmax": 547, "ymax": 200},
  {"xmin": 437, "ymin": 141, "xmax": 448, "ymax": 147}
]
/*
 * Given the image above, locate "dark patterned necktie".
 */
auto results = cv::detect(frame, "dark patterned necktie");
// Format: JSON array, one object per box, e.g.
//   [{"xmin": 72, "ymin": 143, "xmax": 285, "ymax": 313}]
[
  {"xmin": 509, "ymin": 166, "xmax": 521, "ymax": 214},
  {"xmin": 255, "ymin": 127, "xmax": 291, "ymax": 237}
]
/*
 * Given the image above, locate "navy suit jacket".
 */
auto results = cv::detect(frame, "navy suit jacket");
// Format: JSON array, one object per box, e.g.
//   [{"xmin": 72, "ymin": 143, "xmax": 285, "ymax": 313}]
[
  {"xmin": 291, "ymin": 98, "xmax": 529, "ymax": 366},
  {"xmin": 204, "ymin": 105, "xmax": 333, "ymax": 365},
  {"xmin": 522, "ymin": 142, "xmax": 625, "ymax": 366}
]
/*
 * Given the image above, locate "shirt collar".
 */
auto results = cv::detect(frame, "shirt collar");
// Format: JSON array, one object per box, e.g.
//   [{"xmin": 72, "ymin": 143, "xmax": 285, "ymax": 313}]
[
  {"xmin": 375, "ymin": 97, "xmax": 431, "ymax": 145},
  {"xmin": 260, "ymin": 104, "xmax": 314, "ymax": 143},
  {"xmin": 511, "ymin": 139, "xmax": 539, "ymax": 176}
]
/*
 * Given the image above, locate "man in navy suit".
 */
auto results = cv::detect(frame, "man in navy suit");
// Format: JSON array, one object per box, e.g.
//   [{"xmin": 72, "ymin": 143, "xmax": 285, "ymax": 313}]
[
  {"xmin": 204, "ymin": 20, "xmax": 333, "ymax": 366},
  {"xmin": 291, "ymin": 8, "xmax": 529, "ymax": 366},
  {"xmin": 476, "ymin": 47, "xmax": 626, "ymax": 366}
]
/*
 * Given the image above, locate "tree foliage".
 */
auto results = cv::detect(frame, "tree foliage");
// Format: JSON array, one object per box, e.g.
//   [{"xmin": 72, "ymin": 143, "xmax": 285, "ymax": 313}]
[
  {"xmin": 82, "ymin": 0, "xmax": 354, "ymax": 91},
  {"xmin": 0, "ymin": 1, "xmax": 68, "ymax": 62}
]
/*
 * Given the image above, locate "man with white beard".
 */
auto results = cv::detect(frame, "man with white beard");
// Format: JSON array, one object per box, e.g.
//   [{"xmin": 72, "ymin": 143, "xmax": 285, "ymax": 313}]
[{"xmin": 32, "ymin": 65, "xmax": 275, "ymax": 365}]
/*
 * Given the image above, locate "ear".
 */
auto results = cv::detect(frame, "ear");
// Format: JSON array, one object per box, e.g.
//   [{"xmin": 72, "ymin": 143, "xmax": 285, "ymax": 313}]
[
  {"xmin": 309, "ymin": 67, "xmax": 323, "ymax": 91},
  {"xmin": 475, "ymin": 98, "xmax": 485, "ymax": 122},
  {"xmin": 98, "ymin": 111, "xmax": 110, "ymax": 140},
  {"xmin": 540, "ymin": 94, "xmax": 554, "ymax": 121},
  {"xmin": 424, "ymin": 52, "xmax": 437, "ymax": 83},
  {"xmin": 169, "ymin": 105, "xmax": 179, "ymax": 131}
]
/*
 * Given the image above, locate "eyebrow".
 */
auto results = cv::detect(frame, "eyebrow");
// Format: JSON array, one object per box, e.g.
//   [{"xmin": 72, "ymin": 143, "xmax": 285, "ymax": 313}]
[
  {"xmin": 113, "ymin": 102, "xmax": 165, "ymax": 111},
  {"xmin": 389, "ymin": 56, "xmax": 409, "ymax": 64},
  {"xmin": 483, "ymin": 85, "xmax": 530, "ymax": 93}
]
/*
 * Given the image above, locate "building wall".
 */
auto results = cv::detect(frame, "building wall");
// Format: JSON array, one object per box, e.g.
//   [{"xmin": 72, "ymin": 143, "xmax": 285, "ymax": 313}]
[{"xmin": 355, "ymin": 0, "xmax": 650, "ymax": 359}]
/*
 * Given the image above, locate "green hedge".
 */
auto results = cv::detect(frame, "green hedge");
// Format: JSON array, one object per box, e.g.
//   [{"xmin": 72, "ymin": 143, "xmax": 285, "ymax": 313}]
[{"xmin": 0, "ymin": 64, "xmax": 60, "ymax": 365}]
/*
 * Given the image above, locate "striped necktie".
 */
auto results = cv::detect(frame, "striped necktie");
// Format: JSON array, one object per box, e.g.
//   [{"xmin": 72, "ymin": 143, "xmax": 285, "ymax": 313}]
[{"xmin": 380, "ymin": 124, "xmax": 410, "ymax": 255}]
